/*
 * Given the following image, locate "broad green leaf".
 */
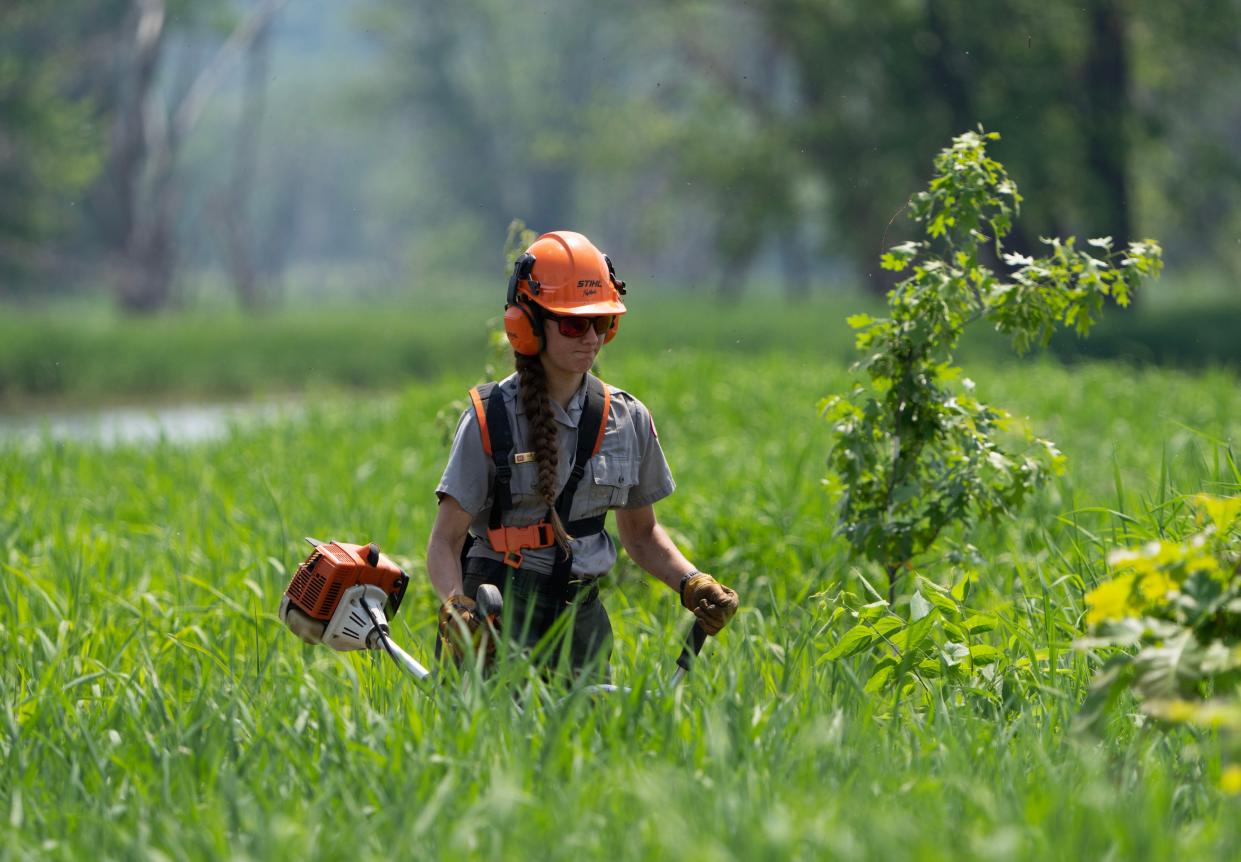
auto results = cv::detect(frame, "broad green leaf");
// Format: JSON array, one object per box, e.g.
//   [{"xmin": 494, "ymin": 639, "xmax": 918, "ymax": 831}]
[
  {"xmin": 967, "ymin": 644, "xmax": 1002, "ymax": 665},
  {"xmin": 962, "ymin": 614, "xmax": 997, "ymax": 634},
  {"xmin": 824, "ymin": 616, "xmax": 903, "ymax": 661},
  {"xmin": 1132, "ymin": 632, "xmax": 1203, "ymax": 700},
  {"xmin": 864, "ymin": 662, "xmax": 895, "ymax": 693},
  {"xmin": 923, "ymin": 589, "xmax": 960, "ymax": 617},
  {"xmin": 909, "ymin": 590, "xmax": 933, "ymax": 622},
  {"xmin": 891, "ymin": 611, "xmax": 938, "ymax": 657}
]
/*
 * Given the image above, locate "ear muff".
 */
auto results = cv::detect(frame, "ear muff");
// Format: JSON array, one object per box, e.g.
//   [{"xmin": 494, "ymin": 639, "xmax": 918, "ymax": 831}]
[
  {"xmin": 504, "ymin": 301, "xmax": 543, "ymax": 356},
  {"xmin": 504, "ymin": 254, "xmax": 543, "ymax": 355},
  {"xmin": 602, "ymin": 315, "xmax": 620, "ymax": 344}
]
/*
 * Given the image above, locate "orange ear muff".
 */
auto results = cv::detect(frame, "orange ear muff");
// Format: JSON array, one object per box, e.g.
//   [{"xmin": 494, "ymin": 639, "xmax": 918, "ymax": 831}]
[
  {"xmin": 504, "ymin": 302, "xmax": 543, "ymax": 356},
  {"xmin": 603, "ymin": 315, "xmax": 620, "ymax": 344}
]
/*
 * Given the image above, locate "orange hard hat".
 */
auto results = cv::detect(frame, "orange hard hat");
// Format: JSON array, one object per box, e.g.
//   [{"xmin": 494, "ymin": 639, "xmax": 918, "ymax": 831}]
[
  {"xmin": 509, "ymin": 231, "xmax": 627, "ymax": 316},
  {"xmin": 504, "ymin": 231, "xmax": 627, "ymax": 355}
]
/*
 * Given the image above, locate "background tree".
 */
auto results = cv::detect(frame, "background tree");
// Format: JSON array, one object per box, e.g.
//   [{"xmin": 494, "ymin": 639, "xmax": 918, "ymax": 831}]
[
  {"xmin": 0, "ymin": 1, "xmax": 114, "ymax": 292},
  {"xmin": 679, "ymin": 0, "xmax": 1241, "ymax": 290}
]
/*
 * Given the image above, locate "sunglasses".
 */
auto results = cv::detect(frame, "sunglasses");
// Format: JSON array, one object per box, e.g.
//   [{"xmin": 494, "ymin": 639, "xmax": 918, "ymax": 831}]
[{"xmin": 547, "ymin": 313, "xmax": 614, "ymax": 339}]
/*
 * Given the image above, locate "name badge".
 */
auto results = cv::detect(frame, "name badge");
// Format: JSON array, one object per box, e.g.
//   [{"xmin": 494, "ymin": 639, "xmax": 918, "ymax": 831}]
[{"xmin": 514, "ymin": 452, "xmax": 536, "ymax": 464}]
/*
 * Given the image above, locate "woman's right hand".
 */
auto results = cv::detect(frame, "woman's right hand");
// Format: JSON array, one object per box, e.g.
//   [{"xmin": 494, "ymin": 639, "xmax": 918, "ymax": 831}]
[{"xmin": 437, "ymin": 594, "xmax": 483, "ymax": 660}]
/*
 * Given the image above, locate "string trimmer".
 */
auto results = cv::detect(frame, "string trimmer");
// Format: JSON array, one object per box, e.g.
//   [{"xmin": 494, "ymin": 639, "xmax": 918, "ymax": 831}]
[
  {"xmin": 278, "ymin": 537, "xmax": 501, "ymax": 680},
  {"xmin": 278, "ymin": 538, "xmax": 712, "ymax": 693}
]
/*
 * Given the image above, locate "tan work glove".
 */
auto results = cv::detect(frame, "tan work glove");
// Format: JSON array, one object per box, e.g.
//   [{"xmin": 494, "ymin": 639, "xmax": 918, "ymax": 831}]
[
  {"xmin": 437, "ymin": 594, "xmax": 489, "ymax": 661},
  {"xmin": 680, "ymin": 572, "xmax": 738, "ymax": 636}
]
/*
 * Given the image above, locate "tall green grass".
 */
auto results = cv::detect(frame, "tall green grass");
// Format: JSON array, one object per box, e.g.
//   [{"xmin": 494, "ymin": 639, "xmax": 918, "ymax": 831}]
[{"xmin": 2, "ymin": 351, "xmax": 1240, "ymax": 860}]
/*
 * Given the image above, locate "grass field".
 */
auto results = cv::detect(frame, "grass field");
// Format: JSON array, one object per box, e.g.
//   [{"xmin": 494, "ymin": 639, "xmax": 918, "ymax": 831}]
[
  {"xmin": 4, "ymin": 282, "xmax": 1240, "ymax": 410},
  {"xmin": 3, "ymin": 300, "xmax": 1241, "ymax": 860}
]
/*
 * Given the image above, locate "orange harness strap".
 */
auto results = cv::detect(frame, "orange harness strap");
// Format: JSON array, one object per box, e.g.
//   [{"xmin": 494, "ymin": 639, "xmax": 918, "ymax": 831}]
[{"xmin": 468, "ymin": 386, "xmax": 491, "ymax": 457}]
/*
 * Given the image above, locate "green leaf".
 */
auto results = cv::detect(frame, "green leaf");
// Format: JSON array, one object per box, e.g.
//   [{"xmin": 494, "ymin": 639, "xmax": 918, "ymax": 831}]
[
  {"xmin": 961, "ymin": 614, "xmax": 997, "ymax": 634},
  {"xmin": 892, "ymin": 610, "xmax": 937, "ymax": 655},
  {"xmin": 1075, "ymin": 656, "xmax": 1137, "ymax": 735},
  {"xmin": 846, "ymin": 314, "xmax": 876, "ymax": 329},
  {"xmin": 941, "ymin": 642, "xmax": 970, "ymax": 667},
  {"xmin": 967, "ymin": 644, "xmax": 1002, "ymax": 665},
  {"xmin": 909, "ymin": 591, "xmax": 933, "ymax": 622},
  {"xmin": 923, "ymin": 589, "xmax": 960, "ymax": 617},
  {"xmin": 824, "ymin": 616, "xmax": 903, "ymax": 661},
  {"xmin": 1132, "ymin": 631, "xmax": 1203, "ymax": 700},
  {"xmin": 864, "ymin": 659, "xmax": 896, "ymax": 693}
]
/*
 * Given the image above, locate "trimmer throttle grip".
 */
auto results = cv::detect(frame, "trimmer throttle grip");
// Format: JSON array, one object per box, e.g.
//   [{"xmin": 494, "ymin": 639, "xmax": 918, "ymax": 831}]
[{"xmin": 675, "ymin": 620, "xmax": 708, "ymax": 673}]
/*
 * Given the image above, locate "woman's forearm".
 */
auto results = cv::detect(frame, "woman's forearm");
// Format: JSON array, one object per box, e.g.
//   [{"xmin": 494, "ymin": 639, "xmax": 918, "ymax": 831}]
[
  {"xmin": 426, "ymin": 496, "xmax": 474, "ymax": 601},
  {"xmin": 426, "ymin": 536, "xmax": 465, "ymax": 601},
  {"xmin": 617, "ymin": 509, "xmax": 695, "ymax": 592}
]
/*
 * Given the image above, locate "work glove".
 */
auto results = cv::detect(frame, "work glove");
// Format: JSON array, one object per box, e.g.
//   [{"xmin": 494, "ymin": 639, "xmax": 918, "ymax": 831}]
[
  {"xmin": 437, "ymin": 594, "xmax": 491, "ymax": 662},
  {"xmin": 680, "ymin": 572, "xmax": 739, "ymax": 636},
  {"xmin": 283, "ymin": 604, "xmax": 326, "ymax": 645}
]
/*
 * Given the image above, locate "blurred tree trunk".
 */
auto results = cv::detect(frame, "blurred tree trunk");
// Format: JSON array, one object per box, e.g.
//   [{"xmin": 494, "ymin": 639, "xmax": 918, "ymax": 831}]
[
  {"xmin": 217, "ymin": 14, "xmax": 271, "ymax": 310},
  {"xmin": 1082, "ymin": 0, "xmax": 1135, "ymax": 301},
  {"xmin": 109, "ymin": 0, "xmax": 286, "ymax": 314},
  {"xmin": 105, "ymin": 0, "xmax": 164, "ymax": 310}
]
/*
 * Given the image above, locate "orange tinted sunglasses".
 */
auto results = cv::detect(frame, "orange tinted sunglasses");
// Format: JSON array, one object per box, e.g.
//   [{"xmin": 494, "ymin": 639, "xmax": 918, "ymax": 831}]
[{"xmin": 547, "ymin": 313, "xmax": 614, "ymax": 338}]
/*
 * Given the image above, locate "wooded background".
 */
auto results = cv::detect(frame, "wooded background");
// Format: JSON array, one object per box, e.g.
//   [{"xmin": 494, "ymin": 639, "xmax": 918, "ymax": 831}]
[{"xmin": 3, "ymin": 0, "xmax": 1239, "ymax": 311}]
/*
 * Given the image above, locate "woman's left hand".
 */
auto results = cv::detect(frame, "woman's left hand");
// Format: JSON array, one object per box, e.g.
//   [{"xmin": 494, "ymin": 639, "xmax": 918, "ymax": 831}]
[{"xmin": 681, "ymin": 573, "xmax": 739, "ymax": 635}]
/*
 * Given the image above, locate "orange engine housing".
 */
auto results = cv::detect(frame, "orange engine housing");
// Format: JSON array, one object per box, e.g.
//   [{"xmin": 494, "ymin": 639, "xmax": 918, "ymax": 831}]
[{"xmin": 284, "ymin": 540, "xmax": 409, "ymax": 622}]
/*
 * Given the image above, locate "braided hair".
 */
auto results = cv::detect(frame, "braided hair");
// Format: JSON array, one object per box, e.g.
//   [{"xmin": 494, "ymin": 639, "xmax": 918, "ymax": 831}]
[{"xmin": 515, "ymin": 351, "xmax": 572, "ymax": 549}]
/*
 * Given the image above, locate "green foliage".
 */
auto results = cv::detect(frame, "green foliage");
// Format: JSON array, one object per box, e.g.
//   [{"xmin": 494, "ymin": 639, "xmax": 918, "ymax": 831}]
[
  {"xmin": 5, "ymin": 348, "xmax": 1241, "ymax": 858},
  {"xmin": 0, "ymin": 2, "xmax": 106, "ymax": 282},
  {"xmin": 1078, "ymin": 493, "xmax": 1241, "ymax": 735},
  {"xmin": 825, "ymin": 130, "xmax": 1163, "ymax": 586},
  {"xmin": 703, "ymin": 0, "xmax": 1241, "ymax": 284},
  {"xmin": 823, "ymin": 572, "xmax": 1067, "ymax": 712}
]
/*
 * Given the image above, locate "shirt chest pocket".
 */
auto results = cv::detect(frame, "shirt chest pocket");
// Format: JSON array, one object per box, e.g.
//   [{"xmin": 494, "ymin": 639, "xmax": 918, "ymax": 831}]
[
  {"xmin": 507, "ymin": 460, "xmax": 541, "ymax": 505},
  {"xmin": 573, "ymin": 451, "xmax": 637, "ymax": 519}
]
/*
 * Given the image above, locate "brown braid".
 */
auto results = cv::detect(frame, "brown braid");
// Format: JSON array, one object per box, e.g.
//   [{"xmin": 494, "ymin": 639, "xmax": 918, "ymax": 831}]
[{"xmin": 515, "ymin": 352, "xmax": 572, "ymax": 549}]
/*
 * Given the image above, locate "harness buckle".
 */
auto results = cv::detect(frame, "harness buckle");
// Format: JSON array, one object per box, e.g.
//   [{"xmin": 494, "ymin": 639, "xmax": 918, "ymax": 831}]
[{"xmin": 486, "ymin": 522, "xmax": 556, "ymax": 570}]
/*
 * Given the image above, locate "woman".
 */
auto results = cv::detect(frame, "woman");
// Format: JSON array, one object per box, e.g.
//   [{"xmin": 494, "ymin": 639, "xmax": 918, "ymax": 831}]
[{"xmin": 426, "ymin": 230, "xmax": 738, "ymax": 679}]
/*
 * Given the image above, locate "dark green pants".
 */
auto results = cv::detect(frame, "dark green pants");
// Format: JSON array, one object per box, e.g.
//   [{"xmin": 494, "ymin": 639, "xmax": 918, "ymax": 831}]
[{"xmin": 463, "ymin": 558, "xmax": 612, "ymax": 681}]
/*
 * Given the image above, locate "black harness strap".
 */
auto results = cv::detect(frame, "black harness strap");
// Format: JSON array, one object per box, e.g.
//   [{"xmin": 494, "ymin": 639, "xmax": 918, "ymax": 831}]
[
  {"xmin": 554, "ymin": 374, "xmax": 607, "ymax": 527},
  {"xmin": 549, "ymin": 375, "xmax": 608, "ymax": 588}
]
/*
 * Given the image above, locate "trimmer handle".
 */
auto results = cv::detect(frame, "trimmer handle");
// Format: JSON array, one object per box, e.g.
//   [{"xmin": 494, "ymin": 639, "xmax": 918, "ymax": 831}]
[
  {"xmin": 674, "ymin": 620, "xmax": 709, "ymax": 674},
  {"xmin": 476, "ymin": 583, "xmax": 503, "ymax": 625}
]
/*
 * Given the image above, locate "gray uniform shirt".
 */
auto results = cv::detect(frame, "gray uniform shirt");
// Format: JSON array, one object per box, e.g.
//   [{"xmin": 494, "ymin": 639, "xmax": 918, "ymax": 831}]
[{"xmin": 436, "ymin": 373, "xmax": 676, "ymax": 577}]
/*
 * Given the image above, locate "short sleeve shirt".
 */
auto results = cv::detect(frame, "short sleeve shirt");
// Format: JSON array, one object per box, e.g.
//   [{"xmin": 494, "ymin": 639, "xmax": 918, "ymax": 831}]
[{"xmin": 436, "ymin": 373, "xmax": 675, "ymax": 577}]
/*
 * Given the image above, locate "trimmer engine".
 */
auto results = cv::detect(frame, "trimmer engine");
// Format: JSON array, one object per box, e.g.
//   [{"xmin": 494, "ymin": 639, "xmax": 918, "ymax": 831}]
[{"xmin": 279, "ymin": 537, "xmax": 409, "ymax": 652}]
